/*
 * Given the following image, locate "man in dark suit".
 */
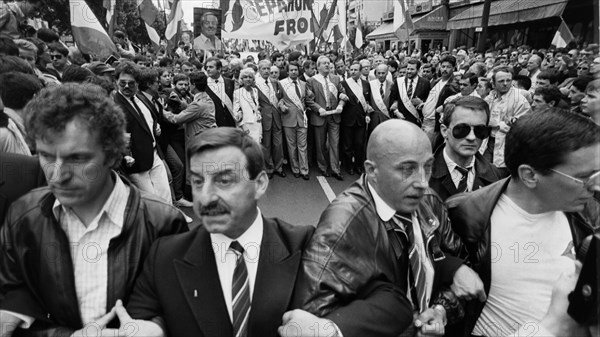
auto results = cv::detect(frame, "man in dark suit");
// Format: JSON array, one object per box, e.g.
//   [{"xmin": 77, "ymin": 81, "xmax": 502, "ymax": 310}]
[
  {"xmin": 390, "ymin": 59, "xmax": 431, "ymax": 127},
  {"xmin": 124, "ymin": 128, "xmax": 314, "ymax": 337},
  {"xmin": 205, "ymin": 57, "xmax": 237, "ymax": 128},
  {"xmin": 368, "ymin": 64, "xmax": 393, "ymax": 118},
  {"xmin": 340, "ymin": 61, "xmax": 373, "ymax": 175},
  {"xmin": 429, "ymin": 96, "xmax": 501, "ymax": 201},
  {"xmin": 114, "ymin": 61, "xmax": 171, "ymax": 204},
  {"xmin": 256, "ymin": 59, "xmax": 285, "ymax": 178},
  {"xmin": 306, "ymin": 56, "xmax": 348, "ymax": 180},
  {"xmin": 0, "ymin": 152, "xmax": 45, "ymax": 224}
]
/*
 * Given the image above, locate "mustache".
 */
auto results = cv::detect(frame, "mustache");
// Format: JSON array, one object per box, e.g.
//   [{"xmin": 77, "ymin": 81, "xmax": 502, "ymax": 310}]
[{"xmin": 199, "ymin": 201, "xmax": 229, "ymax": 215}]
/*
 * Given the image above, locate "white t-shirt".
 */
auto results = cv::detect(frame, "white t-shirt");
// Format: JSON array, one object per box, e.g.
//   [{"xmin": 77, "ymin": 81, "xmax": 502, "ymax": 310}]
[{"xmin": 472, "ymin": 194, "xmax": 576, "ymax": 337}]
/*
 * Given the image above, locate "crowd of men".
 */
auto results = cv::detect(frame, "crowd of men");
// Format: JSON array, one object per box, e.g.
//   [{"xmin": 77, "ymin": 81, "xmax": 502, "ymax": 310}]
[{"xmin": 1, "ymin": 0, "xmax": 600, "ymax": 336}]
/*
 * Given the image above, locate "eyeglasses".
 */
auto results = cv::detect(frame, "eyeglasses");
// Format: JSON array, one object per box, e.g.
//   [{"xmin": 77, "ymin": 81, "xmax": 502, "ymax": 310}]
[
  {"xmin": 50, "ymin": 54, "xmax": 63, "ymax": 60},
  {"xmin": 550, "ymin": 169, "xmax": 600, "ymax": 189},
  {"xmin": 118, "ymin": 80, "xmax": 137, "ymax": 88},
  {"xmin": 451, "ymin": 123, "xmax": 490, "ymax": 139}
]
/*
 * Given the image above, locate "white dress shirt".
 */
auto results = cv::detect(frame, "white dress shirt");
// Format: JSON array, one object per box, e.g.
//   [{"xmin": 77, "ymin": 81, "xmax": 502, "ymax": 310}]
[
  {"xmin": 208, "ymin": 75, "xmax": 227, "ymax": 105},
  {"xmin": 210, "ymin": 209, "xmax": 264, "ymax": 323},
  {"xmin": 443, "ymin": 146, "xmax": 476, "ymax": 192}
]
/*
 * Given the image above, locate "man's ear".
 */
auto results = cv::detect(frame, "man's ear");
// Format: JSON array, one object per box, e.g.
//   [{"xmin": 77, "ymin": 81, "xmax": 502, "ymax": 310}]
[
  {"xmin": 254, "ymin": 170, "xmax": 269, "ymax": 200},
  {"xmin": 440, "ymin": 124, "xmax": 448, "ymax": 140},
  {"xmin": 364, "ymin": 160, "xmax": 376, "ymax": 179},
  {"xmin": 518, "ymin": 164, "xmax": 538, "ymax": 188}
]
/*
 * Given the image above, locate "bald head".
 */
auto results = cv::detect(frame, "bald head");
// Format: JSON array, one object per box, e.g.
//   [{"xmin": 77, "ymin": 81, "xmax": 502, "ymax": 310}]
[
  {"xmin": 365, "ymin": 120, "xmax": 433, "ymax": 213},
  {"xmin": 367, "ymin": 120, "xmax": 430, "ymax": 162}
]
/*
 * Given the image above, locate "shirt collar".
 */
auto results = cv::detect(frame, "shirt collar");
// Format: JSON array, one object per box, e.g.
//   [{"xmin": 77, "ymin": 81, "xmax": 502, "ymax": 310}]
[
  {"xmin": 210, "ymin": 208, "xmax": 264, "ymax": 249},
  {"xmin": 367, "ymin": 182, "xmax": 396, "ymax": 222},
  {"xmin": 208, "ymin": 76, "xmax": 224, "ymax": 84},
  {"xmin": 3, "ymin": 107, "xmax": 24, "ymax": 129},
  {"xmin": 443, "ymin": 146, "xmax": 474, "ymax": 172},
  {"xmin": 52, "ymin": 172, "xmax": 129, "ymax": 228}
]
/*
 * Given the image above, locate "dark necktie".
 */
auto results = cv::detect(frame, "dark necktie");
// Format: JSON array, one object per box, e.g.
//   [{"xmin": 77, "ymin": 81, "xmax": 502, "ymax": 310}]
[
  {"xmin": 130, "ymin": 96, "xmax": 144, "ymax": 119},
  {"xmin": 380, "ymin": 83, "xmax": 384, "ymax": 97},
  {"xmin": 455, "ymin": 166, "xmax": 470, "ymax": 193},
  {"xmin": 407, "ymin": 78, "xmax": 413, "ymax": 98},
  {"xmin": 392, "ymin": 213, "xmax": 428, "ymax": 312},
  {"xmin": 230, "ymin": 241, "xmax": 250, "ymax": 337},
  {"xmin": 293, "ymin": 80, "xmax": 301, "ymax": 98}
]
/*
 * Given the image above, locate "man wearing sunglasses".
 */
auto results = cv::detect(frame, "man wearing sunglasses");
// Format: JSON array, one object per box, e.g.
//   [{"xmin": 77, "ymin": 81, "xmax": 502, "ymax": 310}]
[
  {"xmin": 47, "ymin": 42, "xmax": 68, "ymax": 80},
  {"xmin": 447, "ymin": 110, "xmax": 600, "ymax": 337},
  {"xmin": 113, "ymin": 61, "xmax": 172, "ymax": 205},
  {"xmin": 430, "ymin": 96, "xmax": 500, "ymax": 201}
]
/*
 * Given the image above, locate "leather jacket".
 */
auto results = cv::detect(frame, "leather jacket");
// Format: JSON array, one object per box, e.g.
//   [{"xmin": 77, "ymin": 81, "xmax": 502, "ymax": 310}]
[
  {"xmin": 0, "ymin": 177, "xmax": 188, "ymax": 337},
  {"xmin": 446, "ymin": 178, "xmax": 597, "ymax": 335},
  {"xmin": 295, "ymin": 175, "xmax": 466, "ymax": 337}
]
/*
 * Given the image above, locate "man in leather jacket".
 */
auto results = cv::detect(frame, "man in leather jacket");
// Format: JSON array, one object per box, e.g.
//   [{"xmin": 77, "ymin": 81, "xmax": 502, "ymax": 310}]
[
  {"xmin": 0, "ymin": 84, "xmax": 188, "ymax": 337},
  {"xmin": 447, "ymin": 109, "xmax": 600, "ymax": 336},
  {"xmin": 280, "ymin": 120, "xmax": 485, "ymax": 337}
]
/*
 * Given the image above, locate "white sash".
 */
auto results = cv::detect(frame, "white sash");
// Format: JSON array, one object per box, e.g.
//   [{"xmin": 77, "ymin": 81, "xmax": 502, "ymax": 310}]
[
  {"xmin": 345, "ymin": 78, "xmax": 369, "ymax": 111},
  {"xmin": 282, "ymin": 78, "xmax": 304, "ymax": 111},
  {"xmin": 397, "ymin": 76, "xmax": 419, "ymax": 119},
  {"xmin": 370, "ymin": 80, "xmax": 389, "ymax": 116},
  {"xmin": 256, "ymin": 77, "xmax": 279, "ymax": 107},
  {"xmin": 313, "ymin": 74, "xmax": 338, "ymax": 102}
]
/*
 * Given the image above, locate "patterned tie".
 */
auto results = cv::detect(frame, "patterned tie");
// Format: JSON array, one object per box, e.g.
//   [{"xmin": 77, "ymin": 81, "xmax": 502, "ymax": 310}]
[
  {"xmin": 407, "ymin": 78, "xmax": 413, "ymax": 98},
  {"xmin": 230, "ymin": 241, "xmax": 250, "ymax": 337},
  {"xmin": 380, "ymin": 83, "xmax": 384, "ymax": 97},
  {"xmin": 324, "ymin": 76, "xmax": 332, "ymax": 108},
  {"xmin": 455, "ymin": 166, "xmax": 470, "ymax": 193},
  {"xmin": 393, "ymin": 213, "xmax": 428, "ymax": 312},
  {"xmin": 293, "ymin": 80, "xmax": 302, "ymax": 98}
]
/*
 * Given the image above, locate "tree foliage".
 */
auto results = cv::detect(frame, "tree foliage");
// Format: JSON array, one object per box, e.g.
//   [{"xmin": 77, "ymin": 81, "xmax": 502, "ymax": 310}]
[{"xmin": 39, "ymin": 0, "xmax": 166, "ymax": 47}]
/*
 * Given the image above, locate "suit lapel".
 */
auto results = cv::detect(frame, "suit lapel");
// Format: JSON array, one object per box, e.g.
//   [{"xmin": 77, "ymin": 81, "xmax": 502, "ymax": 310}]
[
  {"xmin": 118, "ymin": 93, "xmax": 153, "ymax": 137},
  {"xmin": 174, "ymin": 229, "xmax": 233, "ymax": 337},
  {"xmin": 248, "ymin": 218, "xmax": 301, "ymax": 335}
]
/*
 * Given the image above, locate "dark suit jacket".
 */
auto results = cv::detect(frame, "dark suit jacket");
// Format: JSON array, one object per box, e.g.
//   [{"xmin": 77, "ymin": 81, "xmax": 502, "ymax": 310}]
[
  {"xmin": 138, "ymin": 92, "xmax": 168, "ymax": 155},
  {"xmin": 368, "ymin": 79, "xmax": 393, "ymax": 113},
  {"xmin": 255, "ymin": 78, "xmax": 284, "ymax": 132},
  {"xmin": 305, "ymin": 74, "xmax": 345, "ymax": 126},
  {"xmin": 389, "ymin": 76, "xmax": 431, "ymax": 126},
  {"xmin": 127, "ymin": 217, "xmax": 314, "ymax": 337},
  {"xmin": 207, "ymin": 77, "xmax": 236, "ymax": 128},
  {"xmin": 429, "ymin": 145, "xmax": 501, "ymax": 201},
  {"xmin": 0, "ymin": 152, "xmax": 45, "ymax": 224},
  {"xmin": 340, "ymin": 78, "xmax": 371, "ymax": 127},
  {"xmin": 114, "ymin": 92, "xmax": 158, "ymax": 174}
]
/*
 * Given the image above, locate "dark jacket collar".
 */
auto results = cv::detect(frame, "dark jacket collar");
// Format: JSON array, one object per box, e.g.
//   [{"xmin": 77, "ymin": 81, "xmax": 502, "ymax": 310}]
[{"xmin": 431, "ymin": 144, "xmax": 499, "ymax": 184}]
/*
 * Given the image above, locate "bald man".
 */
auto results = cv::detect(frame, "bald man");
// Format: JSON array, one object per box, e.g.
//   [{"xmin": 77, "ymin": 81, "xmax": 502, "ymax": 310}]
[{"xmin": 281, "ymin": 120, "xmax": 485, "ymax": 337}]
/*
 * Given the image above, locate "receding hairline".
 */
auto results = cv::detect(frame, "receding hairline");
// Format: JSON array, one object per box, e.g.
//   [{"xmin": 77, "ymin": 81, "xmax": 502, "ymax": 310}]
[{"xmin": 366, "ymin": 120, "xmax": 429, "ymax": 161}]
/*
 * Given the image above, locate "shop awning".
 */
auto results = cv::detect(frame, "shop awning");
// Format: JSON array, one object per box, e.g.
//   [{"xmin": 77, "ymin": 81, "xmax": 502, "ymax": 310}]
[
  {"xmin": 366, "ymin": 23, "xmax": 408, "ymax": 40},
  {"xmin": 447, "ymin": 0, "xmax": 568, "ymax": 30},
  {"xmin": 413, "ymin": 6, "xmax": 448, "ymax": 31}
]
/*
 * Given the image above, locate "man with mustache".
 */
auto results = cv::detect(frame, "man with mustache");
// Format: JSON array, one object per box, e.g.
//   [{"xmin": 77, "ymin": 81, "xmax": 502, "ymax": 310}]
[
  {"xmin": 124, "ymin": 127, "xmax": 315, "ymax": 336},
  {"xmin": 282, "ymin": 120, "xmax": 485, "ymax": 337},
  {"xmin": 0, "ymin": 84, "xmax": 187, "ymax": 337}
]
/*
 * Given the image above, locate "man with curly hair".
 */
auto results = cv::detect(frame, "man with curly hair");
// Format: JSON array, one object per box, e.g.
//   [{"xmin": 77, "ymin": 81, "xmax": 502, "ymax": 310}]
[{"xmin": 0, "ymin": 83, "xmax": 188, "ymax": 336}]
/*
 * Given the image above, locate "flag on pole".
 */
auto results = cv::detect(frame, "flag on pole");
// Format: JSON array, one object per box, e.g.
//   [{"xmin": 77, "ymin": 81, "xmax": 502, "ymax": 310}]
[
  {"xmin": 103, "ymin": 0, "xmax": 116, "ymax": 36},
  {"xmin": 355, "ymin": 12, "xmax": 364, "ymax": 49},
  {"xmin": 551, "ymin": 20, "xmax": 574, "ymax": 48},
  {"xmin": 393, "ymin": 0, "xmax": 413, "ymax": 39},
  {"xmin": 70, "ymin": 0, "xmax": 117, "ymax": 57},
  {"xmin": 165, "ymin": 0, "xmax": 183, "ymax": 41},
  {"xmin": 138, "ymin": 0, "xmax": 161, "ymax": 49}
]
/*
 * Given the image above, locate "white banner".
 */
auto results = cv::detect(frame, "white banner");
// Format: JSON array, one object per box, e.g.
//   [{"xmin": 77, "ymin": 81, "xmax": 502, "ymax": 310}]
[{"xmin": 221, "ymin": 0, "xmax": 314, "ymax": 50}]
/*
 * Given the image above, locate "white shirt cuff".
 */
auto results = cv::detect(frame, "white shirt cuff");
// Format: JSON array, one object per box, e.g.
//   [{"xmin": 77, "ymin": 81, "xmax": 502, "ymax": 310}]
[{"xmin": 3, "ymin": 310, "xmax": 35, "ymax": 329}]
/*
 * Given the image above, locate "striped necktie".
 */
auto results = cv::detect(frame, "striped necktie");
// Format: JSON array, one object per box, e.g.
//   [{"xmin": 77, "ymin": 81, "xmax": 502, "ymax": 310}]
[
  {"xmin": 230, "ymin": 241, "xmax": 250, "ymax": 337},
  {"xmin": 393, "ymin": 213, "xmax": 428, "ymax": 312},
  {"xmin": 455, "ymin": 166, "xmax": 470, "ymax": 193}
]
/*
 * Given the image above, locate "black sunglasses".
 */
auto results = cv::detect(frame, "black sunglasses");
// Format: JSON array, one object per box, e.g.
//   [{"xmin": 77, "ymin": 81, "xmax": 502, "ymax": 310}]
[{"xmin": 451, "ymin": 123, "xmax": 490, "ymax": 139}]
